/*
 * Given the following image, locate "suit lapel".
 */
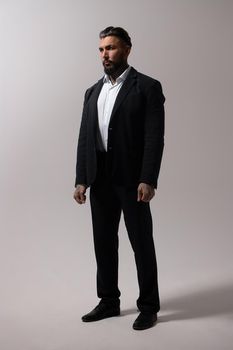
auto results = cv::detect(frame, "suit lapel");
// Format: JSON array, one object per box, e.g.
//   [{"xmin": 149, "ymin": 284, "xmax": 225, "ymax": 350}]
[
  {"xmin": 109, "ymin": 67, "xmax": 137, "ymax": 123},
  {"xmin": 88, "ymin": 78, "xmax": 103, "ymax": 127},
  {"xmin": 88, "ymin": 67, "xmax": 138, "ymax": 126}
]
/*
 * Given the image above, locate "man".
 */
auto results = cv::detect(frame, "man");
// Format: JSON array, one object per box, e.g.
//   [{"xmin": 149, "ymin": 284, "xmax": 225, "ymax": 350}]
[{"xmin": 73, "ymin": 26, "xmax": 165, "ymax": 330}]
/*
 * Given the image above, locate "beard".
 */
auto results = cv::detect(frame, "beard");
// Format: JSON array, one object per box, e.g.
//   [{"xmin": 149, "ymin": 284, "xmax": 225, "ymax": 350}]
[{"xmin": 103, "ymin": 59, "xmax": 124, "ymax": 76}]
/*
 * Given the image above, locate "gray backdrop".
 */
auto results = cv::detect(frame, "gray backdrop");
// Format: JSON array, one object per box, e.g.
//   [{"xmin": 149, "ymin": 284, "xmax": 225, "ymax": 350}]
[{"xmin": 1, "ymin": 0, "xmax": 233, "ymax": 349}]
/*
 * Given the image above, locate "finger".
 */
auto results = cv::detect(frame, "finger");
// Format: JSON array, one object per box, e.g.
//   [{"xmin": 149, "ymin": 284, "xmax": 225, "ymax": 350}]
[
  {"xmin": 73, "ymin": 193, "xmax": 79, "ymax": 203},
  {"xmin": 146, "ymin": 192, "xmax": 155, "ymax": 202},
  {"xmin": 75, "ymin": 194, "xmax": 82, "ymax": 204},
  {"xmin": 137, "ymin": 188, "xmax": 142, "ymax": 202},
  {"xmin": 142, "ymin": 195, "xmax": 149, "ymax": 202},
  {"xmin": 142, "ymin": 191, "xmax": 153, "ymax": 202},
  {"xmin": 80, "ymin": 193, "xmax": 86, "ymax": 203},
  {"xmin": 74, "ymin": 191, "xmax": 85, "ymax": 204},
  {"xmin": 139, "ymin": 186, "xmax": 148, "ymax": 202}
]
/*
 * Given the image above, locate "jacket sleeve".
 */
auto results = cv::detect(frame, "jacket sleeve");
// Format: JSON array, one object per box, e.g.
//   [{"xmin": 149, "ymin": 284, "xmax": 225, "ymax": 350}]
[
  {"xmin": 74, "ymin": 89, "xmax": 91, "ymax": 187},
  {"xmin": 139, "ymin": 80, "xmax": 165, "ymax": 189}
]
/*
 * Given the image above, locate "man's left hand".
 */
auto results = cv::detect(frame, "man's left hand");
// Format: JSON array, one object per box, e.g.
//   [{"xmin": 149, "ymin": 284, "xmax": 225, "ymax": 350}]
[{"xmin": 137, "ymin": 183, "xmax": 155, "ymax": 202}]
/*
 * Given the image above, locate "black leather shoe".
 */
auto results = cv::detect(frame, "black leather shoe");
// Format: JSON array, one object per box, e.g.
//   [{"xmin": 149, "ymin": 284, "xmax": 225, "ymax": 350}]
[
  {"xmin": 82, "ymin": 303, "xmax": 120, "ymax": 322},
  {"xmin": 133, "ymin": 312, "xmax": 157, "ymax": 330}
]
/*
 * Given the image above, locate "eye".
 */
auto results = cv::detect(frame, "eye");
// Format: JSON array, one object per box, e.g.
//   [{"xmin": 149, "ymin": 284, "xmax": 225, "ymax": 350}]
[{"xmin": 106, "ymin": 45, "xmax": 115, "ymax": 50}]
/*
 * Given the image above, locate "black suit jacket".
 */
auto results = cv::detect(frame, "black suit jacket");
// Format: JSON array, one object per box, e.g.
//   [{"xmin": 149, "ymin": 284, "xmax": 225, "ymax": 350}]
[{"xmin": 75, "ymin": 67, "xmax": 165, "ymax": 189}]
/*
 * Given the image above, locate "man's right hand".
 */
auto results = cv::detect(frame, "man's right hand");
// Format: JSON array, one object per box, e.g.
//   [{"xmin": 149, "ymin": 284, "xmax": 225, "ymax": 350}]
[{"xmin": 73, "ymin": 185, "xmax": 87, "ymax": 204}]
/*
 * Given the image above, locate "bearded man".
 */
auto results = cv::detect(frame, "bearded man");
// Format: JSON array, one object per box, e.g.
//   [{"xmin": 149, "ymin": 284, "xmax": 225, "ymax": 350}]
[{"xmin": 73, "ymin": 26, "xmax": 165, "ymax": 330}]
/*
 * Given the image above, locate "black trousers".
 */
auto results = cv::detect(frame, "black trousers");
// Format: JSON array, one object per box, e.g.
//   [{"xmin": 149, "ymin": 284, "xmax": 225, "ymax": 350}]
[{"xmin": 89, "ymin": 152, "xmax": 160, "ymax": 313}]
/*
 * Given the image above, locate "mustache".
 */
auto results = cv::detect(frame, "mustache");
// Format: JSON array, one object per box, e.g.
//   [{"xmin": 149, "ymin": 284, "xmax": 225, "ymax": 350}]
[{"xmin": 103, "ymin": 60, "xmax": 113, "ymax": 64}]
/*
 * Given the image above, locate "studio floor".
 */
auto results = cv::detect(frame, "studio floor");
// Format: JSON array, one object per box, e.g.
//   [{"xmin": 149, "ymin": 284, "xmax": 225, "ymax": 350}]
[{"xmin": 1, "ymin": 266, "xmax": 232, "ymax": 350}]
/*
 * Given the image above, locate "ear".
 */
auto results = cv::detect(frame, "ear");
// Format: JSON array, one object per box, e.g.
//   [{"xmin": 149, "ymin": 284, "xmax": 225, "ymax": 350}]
[{"xmin": 125, "ymin": 46, "xmax": 131, "ymax": 57}]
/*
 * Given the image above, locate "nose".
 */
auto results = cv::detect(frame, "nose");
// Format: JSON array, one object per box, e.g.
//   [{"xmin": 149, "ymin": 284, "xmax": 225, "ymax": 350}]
[{"xmin": 102, "ymin": 49, "xmax": 108, "ymax": 60}]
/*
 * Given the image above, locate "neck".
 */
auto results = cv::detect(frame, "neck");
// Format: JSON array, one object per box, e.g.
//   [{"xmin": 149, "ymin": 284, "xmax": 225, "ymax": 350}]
[{"xmin": 109, "ymin": 63, "xmax": 129, "ymax": 84}]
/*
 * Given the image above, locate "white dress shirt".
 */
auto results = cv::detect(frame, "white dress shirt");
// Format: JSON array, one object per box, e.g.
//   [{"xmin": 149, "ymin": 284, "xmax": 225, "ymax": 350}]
[{"xmin": 97, "ymin": 66, "xmax": 131, "ymax": 151}]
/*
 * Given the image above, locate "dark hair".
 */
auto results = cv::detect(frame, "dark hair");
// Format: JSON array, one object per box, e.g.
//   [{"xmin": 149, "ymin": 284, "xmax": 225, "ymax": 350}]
[{"xmin": 99, "ymin": 26, "xmax": 132, "ymax": 47}]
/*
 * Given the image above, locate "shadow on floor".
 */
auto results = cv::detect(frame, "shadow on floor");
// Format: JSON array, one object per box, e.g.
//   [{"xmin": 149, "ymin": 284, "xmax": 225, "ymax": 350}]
[
  {"xmin": 120, "ymin": 308, "xmax": 138, "ymax": 316},
  {"xmin": 159, "ymin": 281, "xmax": 233, "ymax": 322}
]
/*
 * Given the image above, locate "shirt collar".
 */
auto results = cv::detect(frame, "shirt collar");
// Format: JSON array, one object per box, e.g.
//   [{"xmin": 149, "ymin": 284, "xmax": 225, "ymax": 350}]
[{"xmin": 103, "ymin": 65, "xmax": 131, "ymax": 84}]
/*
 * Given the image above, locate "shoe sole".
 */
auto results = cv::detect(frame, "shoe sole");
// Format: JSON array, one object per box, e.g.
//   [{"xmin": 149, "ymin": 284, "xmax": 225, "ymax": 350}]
[
  {"xmin": 82, "ymin": 310, "xmax": 120, "ymax": 322},
  {"xmin": 133, "ymin": 319, "xmax": 158, "ymax": 330}
]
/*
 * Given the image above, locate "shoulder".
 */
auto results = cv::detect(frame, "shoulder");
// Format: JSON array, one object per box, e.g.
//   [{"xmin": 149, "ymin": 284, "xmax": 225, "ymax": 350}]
[
  {"xmin": 84, "ymin": 79, "xmax": 101, "ymax": 97},
  {"xmin": 131, "ymin": 68, "xmax": 165, "ymax": 101},
  {"xmin": 82, "ymin": 77, "xmax": 103, "ymax": 105},
  {"xmin": 86, "ymin": 78, "xmax": 102, "ymax": 91},
  {"xmin": 134, "ymin": 69, "xmax": 163, "ymax": 90}
]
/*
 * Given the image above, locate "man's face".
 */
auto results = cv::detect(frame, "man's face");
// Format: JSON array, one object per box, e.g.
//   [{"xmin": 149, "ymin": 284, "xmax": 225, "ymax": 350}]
[{"xmin": 99, "ymin": 36, "xmax": 131, "ymax": 75}]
